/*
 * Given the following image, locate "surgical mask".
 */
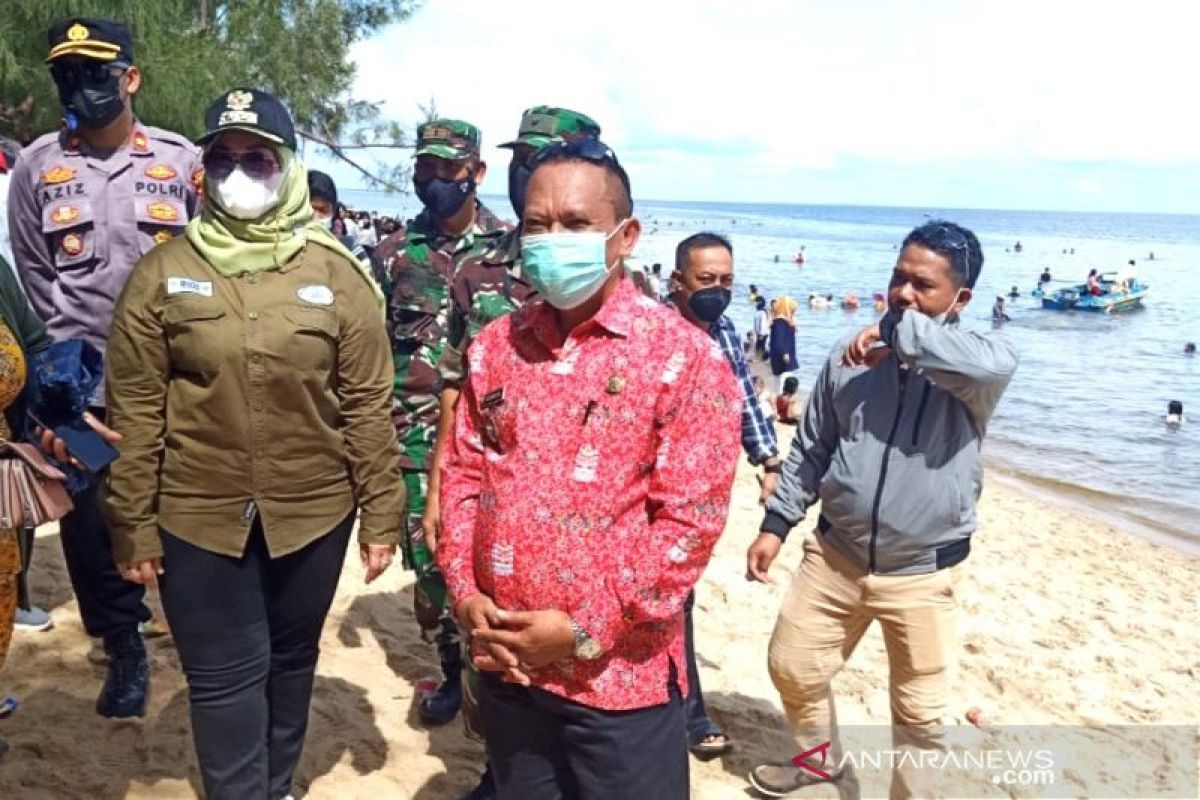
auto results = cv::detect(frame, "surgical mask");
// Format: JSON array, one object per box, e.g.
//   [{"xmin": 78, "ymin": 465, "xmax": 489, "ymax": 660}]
[
  {"xmin": 415, "ymin": 175, "xmax": 475, "ymax": 219},
  {"xmin": 521, "ymin": 220, "xmax": 629, "ymax": 309},
  {"xmin": 213, "ymin": 165, "xmax": 286, "ymax": 220},
  {"xmin": 315, "ymin": 216, "xmax": 333, "ymax": 231},
  {"xmin": 507, "ymin": 160, "xmax": 532, "ymax": 220},
  {"xmin": 687, "ymin": 286, "xmax": 732, "ymax": 324},
  {"xmin": 930, "ymin": 290, "xmax": 965, "ymax": 325}
]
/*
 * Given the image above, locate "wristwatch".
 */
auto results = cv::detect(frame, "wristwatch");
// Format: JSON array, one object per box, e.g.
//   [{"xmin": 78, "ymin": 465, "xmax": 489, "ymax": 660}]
[{"xmin": 570, "ymin": 618, "xmax": 603, "ymax": 661}]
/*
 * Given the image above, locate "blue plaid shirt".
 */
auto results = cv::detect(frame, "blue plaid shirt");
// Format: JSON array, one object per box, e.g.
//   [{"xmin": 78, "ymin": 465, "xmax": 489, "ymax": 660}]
[{"xmin": 710, "ymin": 314, "xmax": 778, "ymax": 465}]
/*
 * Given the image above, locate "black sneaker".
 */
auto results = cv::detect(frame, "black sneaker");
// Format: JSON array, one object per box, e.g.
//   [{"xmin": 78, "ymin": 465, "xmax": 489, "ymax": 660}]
[{"xmin": 96, "ymin": 629, "xmax": 148, "ymax": 719}]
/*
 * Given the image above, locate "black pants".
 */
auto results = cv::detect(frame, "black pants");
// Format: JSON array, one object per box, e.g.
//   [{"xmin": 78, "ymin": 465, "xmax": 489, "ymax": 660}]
[
  {"xmin": 477, "ymin": 669, "xmax": 688, "ymax": 800},
  {"xmin": 59, "ymin": 480, "xmax": 150, "ymax": 638},
  {"xmin": 683, "ymin": 590, "xmax": 719, "ymax": 743},
  {"xmin": 159, "ymin": 513, "xmax": 352, "ymax": 800}
]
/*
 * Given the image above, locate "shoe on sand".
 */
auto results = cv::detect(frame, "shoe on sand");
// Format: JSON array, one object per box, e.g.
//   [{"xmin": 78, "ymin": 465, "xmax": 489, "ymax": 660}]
[{"xmin": 14, "ymin": 606, "xmax": 53, "ymax": 632}]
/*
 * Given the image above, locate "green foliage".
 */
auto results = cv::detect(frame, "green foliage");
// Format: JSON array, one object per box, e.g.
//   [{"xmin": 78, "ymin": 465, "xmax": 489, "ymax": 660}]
[{"xmin": 0, "ymin": 0, "xmax": 418, "ymax": 190}]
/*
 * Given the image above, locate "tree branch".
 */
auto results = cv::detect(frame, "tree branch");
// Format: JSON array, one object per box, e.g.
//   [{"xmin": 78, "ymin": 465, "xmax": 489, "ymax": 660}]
[
  {"xmin": 296, "ymin": 129, "xmax": 413, "ymax": 151},
  {"xmin": 297, "ymin": 128, "xmax": 408, "ymax": 194}
]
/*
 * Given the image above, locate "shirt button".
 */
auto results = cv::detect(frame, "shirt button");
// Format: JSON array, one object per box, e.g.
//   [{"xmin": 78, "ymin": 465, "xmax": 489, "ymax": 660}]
[{"xmin": 248, "ymin": 312, "xmax": 259, "ymax": 320}]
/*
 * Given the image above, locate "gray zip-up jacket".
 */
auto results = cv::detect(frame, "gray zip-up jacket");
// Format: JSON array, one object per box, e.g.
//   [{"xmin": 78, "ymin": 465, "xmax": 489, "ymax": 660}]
[{"xmin": 762, "ymin": 308, "xmax": 1017, "ymax": 575}]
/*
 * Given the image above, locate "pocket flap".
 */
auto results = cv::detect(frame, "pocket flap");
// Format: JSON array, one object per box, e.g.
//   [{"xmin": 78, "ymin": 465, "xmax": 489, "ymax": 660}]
[
  {"xmin": 284, "ymin": 305, "xmax": 338, "ymax": 337},
  {"xmin": 41, "ymin": 201, "xmax": 95, "ymax": 234},
  {"xmin": 136, "ymin": 200, "xmax": 186, "ymax": 227},
  {"xmin": 163, "ymin": 300, "xmax": 226, "ymax": 325}
]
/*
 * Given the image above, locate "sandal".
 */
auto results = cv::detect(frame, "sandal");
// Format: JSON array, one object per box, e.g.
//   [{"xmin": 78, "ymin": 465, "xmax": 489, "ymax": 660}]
[{"xmin": 689, "ymin": 730, "xmax": 733, "ymax": 759}]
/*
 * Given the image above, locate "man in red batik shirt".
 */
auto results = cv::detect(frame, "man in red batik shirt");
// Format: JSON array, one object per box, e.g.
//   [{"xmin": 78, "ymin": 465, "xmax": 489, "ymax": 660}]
[{"xmin": 437, "ymin": 138, "xmax": 741, "ymax": 799}]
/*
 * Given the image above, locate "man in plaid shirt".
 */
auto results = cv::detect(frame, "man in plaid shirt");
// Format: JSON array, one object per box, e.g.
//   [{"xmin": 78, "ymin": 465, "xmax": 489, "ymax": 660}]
[{"xmin": 668, "ymin": 231, "xmax": 783, "ymax": 758}]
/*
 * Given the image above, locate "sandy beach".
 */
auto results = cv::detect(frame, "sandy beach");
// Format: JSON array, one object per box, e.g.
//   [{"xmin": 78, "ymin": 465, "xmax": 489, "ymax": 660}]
[{"xmin": 0, "ymin": 424, "xmax": 1197, "ymax": 799}]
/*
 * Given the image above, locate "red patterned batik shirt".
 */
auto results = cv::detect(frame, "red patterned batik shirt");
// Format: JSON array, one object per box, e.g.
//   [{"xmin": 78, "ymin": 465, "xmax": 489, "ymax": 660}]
[{"xmin": 438, "ymin": 276, "xmax": 742, "ymax": 711}]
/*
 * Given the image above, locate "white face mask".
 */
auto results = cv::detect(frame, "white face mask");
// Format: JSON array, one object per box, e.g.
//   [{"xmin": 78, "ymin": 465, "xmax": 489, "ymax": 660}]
[
  {"xmin": 214, "ymin": 165, "xmax": 286, "ymax": 220},
  {"xmin": 315, "ymin": 215, "xmax": 333, "ymax": 231},
  {"xmin": 930, "ymin": 290, "xmax": 965, "ymax": 325}
]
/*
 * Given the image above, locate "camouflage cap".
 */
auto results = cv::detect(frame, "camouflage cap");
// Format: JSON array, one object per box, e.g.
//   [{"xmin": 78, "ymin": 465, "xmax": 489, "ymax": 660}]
[
  {"xmin": 499, "ymin": 106, "xmax": 601, "ymax": 150},
  {"xmin": 414, "ymin": 119, "xmax": 481, "ymax": 160}
]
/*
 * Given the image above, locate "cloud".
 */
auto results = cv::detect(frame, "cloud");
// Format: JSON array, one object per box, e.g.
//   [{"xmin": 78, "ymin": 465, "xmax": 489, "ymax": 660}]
[{"xmin": 314, "ymin": 0, "xmax": 1200, "ymax": 213}]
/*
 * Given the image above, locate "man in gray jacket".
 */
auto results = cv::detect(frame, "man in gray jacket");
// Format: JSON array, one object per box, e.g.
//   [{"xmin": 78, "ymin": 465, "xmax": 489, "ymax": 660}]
[{"xmin": 745, "ymin": 221, "xmax": 1017, "ymax": 799}]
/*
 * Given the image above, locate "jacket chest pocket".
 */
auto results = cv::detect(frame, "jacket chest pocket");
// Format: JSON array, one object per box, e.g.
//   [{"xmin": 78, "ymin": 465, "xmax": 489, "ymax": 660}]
[
  {"xmin": 283, "ymin": 305, "xmax": 339, "ymax": 373},
  {"xmin": 164, "ymin": 300, "xmax": 226, "ymax": 375},
  {"xmin": 135, "ymin": 198, "xmax": 188, "ymax": 253},
  {"xmin": 41, "ymin": 200, "xmax": 96, "ymax": 271}
]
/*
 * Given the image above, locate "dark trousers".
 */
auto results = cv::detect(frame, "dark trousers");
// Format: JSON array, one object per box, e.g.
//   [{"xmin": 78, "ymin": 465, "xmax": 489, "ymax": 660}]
[
  {"xmin": 159, "ymin": 513, "xmax": 352, "ymax": 800},
  {"xmin": 683, "ymin": 590, "xmax": 719, "ymax": 742},
  {"xmin": 477, "ymin": 669, "xmax": 688, "ymax": 800},
  {"xmin": 59, "ymin": 481, "xmax": 150, "ymax": 638}
]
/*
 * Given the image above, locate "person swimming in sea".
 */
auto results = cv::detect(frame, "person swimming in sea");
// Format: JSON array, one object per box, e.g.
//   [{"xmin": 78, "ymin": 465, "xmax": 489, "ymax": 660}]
[{"xmin": 1166, "ymin": 400, "xmax": 1184, "ymax": 428}]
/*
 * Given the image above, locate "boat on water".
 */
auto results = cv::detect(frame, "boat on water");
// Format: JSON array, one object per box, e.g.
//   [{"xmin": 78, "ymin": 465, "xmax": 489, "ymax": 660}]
[{"xmin": 1033, "ymin": 273, "xmax": 1148, "ymax": 312}]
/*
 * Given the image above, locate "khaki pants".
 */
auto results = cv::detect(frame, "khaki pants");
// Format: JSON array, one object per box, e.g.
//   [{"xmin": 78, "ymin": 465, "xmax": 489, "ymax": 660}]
[{"xmin": 767, "ymin": 532, "xmax": 962, "ymax": 800}]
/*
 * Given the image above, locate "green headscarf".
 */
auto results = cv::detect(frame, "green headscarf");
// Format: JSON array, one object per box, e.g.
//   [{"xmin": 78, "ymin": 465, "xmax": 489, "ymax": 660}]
[{"xmin": 185, "ymin": 150, "xmax": 385, "ymax": 309}]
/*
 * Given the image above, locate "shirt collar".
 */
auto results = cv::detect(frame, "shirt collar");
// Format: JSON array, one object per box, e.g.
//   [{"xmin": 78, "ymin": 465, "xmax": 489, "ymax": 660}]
[{"xmin": 517, "ymin": 273, "xmax": 644, "ymax": 346}]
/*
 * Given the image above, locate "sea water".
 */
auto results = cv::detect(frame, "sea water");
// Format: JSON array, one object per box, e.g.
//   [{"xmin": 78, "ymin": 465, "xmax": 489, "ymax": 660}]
[{"xmin": 343, "ymin": 189, "xmax": 1199, "ymax": 553}]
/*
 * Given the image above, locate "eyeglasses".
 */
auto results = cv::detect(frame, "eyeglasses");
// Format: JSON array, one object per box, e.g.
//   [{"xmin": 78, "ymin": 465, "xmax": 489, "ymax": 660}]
[
  {"xmin": 202, "ymin": 148, "xmax": 280, "ymax": 180},
  {"xmin": 528, "ymin": 136, "xmax": 631, "ymax": 196}
]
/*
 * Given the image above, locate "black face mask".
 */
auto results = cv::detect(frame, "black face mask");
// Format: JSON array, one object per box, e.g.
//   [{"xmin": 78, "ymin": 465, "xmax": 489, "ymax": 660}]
[
  {"xmin": 414, "ymin": 175, "xmax": 475, "ymax": 220},
  {"xmin": 688, "ymin": 286, "xmax": 732, "ymax": 323},
  {"xmin": 52, "ymin": 66, "xmax": 126, "ymax": 130},
  {"xmin": 507, "ymin": 160, "xmax": 532, "ymax": 220}
]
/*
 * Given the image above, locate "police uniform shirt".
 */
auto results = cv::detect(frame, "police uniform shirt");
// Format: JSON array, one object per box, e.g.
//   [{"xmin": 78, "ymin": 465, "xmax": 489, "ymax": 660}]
[{"xmin": 6, "ymin": 123, "xmax": 201, "ymax": 364}]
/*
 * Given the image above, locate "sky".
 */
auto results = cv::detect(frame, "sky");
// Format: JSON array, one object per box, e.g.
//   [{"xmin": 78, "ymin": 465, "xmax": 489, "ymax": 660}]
[{"xmin": 305, "ymin": 0, "xmax": 1200, "ymax": 214}]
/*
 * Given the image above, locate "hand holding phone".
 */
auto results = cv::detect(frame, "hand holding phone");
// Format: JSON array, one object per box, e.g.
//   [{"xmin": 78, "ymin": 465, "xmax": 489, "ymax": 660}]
[{"xmin": 29, "ymin": 410, "xmax": 122, "ymax": 472}]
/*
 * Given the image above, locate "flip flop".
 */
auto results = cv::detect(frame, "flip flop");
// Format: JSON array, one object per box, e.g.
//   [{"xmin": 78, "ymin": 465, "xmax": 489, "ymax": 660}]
[{"xmin": 689, "ymin": 731, "xmax": 733, "ymax": 759}]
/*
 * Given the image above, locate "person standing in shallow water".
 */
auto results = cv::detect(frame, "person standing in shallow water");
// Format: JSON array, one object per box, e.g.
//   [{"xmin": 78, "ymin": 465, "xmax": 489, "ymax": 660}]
[{"xmin": 102, "ymin": 89, "xmax": 403, "ymax": 800}]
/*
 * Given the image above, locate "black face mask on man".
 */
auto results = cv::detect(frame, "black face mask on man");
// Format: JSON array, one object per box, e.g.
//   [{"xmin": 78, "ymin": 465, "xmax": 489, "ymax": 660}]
[
  {"xmin": 51, "ymin": 63, "xmax": 126, "ymax": 130},
  {"xmin": 414, "ymin": 175, "xmax": 475, "ymax": 220},
  {"xmin": 687, "ymin": 286, "xmax": 733, "ymax": 324}
]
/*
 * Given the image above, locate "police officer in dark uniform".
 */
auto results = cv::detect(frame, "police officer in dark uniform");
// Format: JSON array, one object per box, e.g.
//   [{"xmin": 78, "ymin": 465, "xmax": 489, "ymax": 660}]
[{"xmin": 6, "ymin": 17, "xmax": 201, "ymax": 718}]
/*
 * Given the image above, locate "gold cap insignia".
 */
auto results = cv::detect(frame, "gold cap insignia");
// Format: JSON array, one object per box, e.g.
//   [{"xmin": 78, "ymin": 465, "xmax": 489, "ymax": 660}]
[
  {"xmin": 42, "ymin": 166, "xmax": 77, "ymax": 185},
  {"xmin": 225, "ymin": 91, "xmax": 254, "ymax": 111},
  {"xmin": 51, "ymin": 205, "xmax": 80, "ymax": 225},
  {"xmin": 145, "ymin": 164, "xmax": 177, "ymax": 180},
  {"xmin": 146, "ymin": 202, "xmax": 179, "ymax": 222},
  {"xmin": 153, "ymin": 229, "xmax": 174, "ymax": 245},
  {"xmin": 67, "ymin": 23, "xmax": 90, "ymax": 42}
]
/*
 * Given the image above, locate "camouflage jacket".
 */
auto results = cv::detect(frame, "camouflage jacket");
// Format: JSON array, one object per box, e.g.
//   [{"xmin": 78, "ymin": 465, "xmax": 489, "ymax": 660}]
[
  {"xmin": 389, "ymin": 202, "xmax": 508, "ymax": 470},
  {"xmin": 439, "ymin": 227, "xmax": 538, "ymax": 389}
]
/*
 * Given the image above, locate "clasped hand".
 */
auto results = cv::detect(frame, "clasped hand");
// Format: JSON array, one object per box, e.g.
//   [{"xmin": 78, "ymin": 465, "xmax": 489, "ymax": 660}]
[{"xmin": 456, "ymin": 595, "xmax": 576, "ymax": 686}]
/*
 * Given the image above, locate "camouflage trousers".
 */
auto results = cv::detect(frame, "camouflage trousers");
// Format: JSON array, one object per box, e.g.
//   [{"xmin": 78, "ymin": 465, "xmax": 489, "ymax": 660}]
[
  {"xmin": 398, "ymin": 469, "xmax": 485, "ymax": 739},
  {"xmin": 400, "ymin": 470, "xmax": 458, "ymax": 650}
]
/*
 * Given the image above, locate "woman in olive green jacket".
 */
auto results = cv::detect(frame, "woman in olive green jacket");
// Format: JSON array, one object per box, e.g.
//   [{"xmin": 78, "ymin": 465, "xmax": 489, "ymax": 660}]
[{"xmin": 101, "ymin": 90, "xmax": 404, "ymax": 800}]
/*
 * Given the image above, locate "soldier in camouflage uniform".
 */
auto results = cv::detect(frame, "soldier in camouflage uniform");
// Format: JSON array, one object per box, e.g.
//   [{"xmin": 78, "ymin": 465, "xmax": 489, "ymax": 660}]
[
  {"xmin": 425, "ymin": 107, "xmax": 601, "ymax": 800},
  {"xmin": 390, "ymin": 119, "xmax": 509, "ymax": 728}
]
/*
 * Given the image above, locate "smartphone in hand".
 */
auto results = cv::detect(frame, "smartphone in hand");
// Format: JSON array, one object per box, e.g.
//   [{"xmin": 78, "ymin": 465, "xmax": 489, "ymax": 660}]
[{"xmin": 27, "ymin": 411, "xmax": 120, "ymax": 472}]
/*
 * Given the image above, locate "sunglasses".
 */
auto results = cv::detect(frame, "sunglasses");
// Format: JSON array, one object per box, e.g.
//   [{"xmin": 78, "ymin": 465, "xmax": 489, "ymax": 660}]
[
  {"xmin": 202, "ymin": 148, "xmax": 280, "ymax": 180},
  {"xmin": 528, "ymin": 136, "xmax": 631, "ymax": 195},
  {"xmin": 50, "ymin": 61, "xmax": 127, "ymax": 89},
  {"xmin": 930, "ymin": 224, "xmax": 976, "ymax": 284}
]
